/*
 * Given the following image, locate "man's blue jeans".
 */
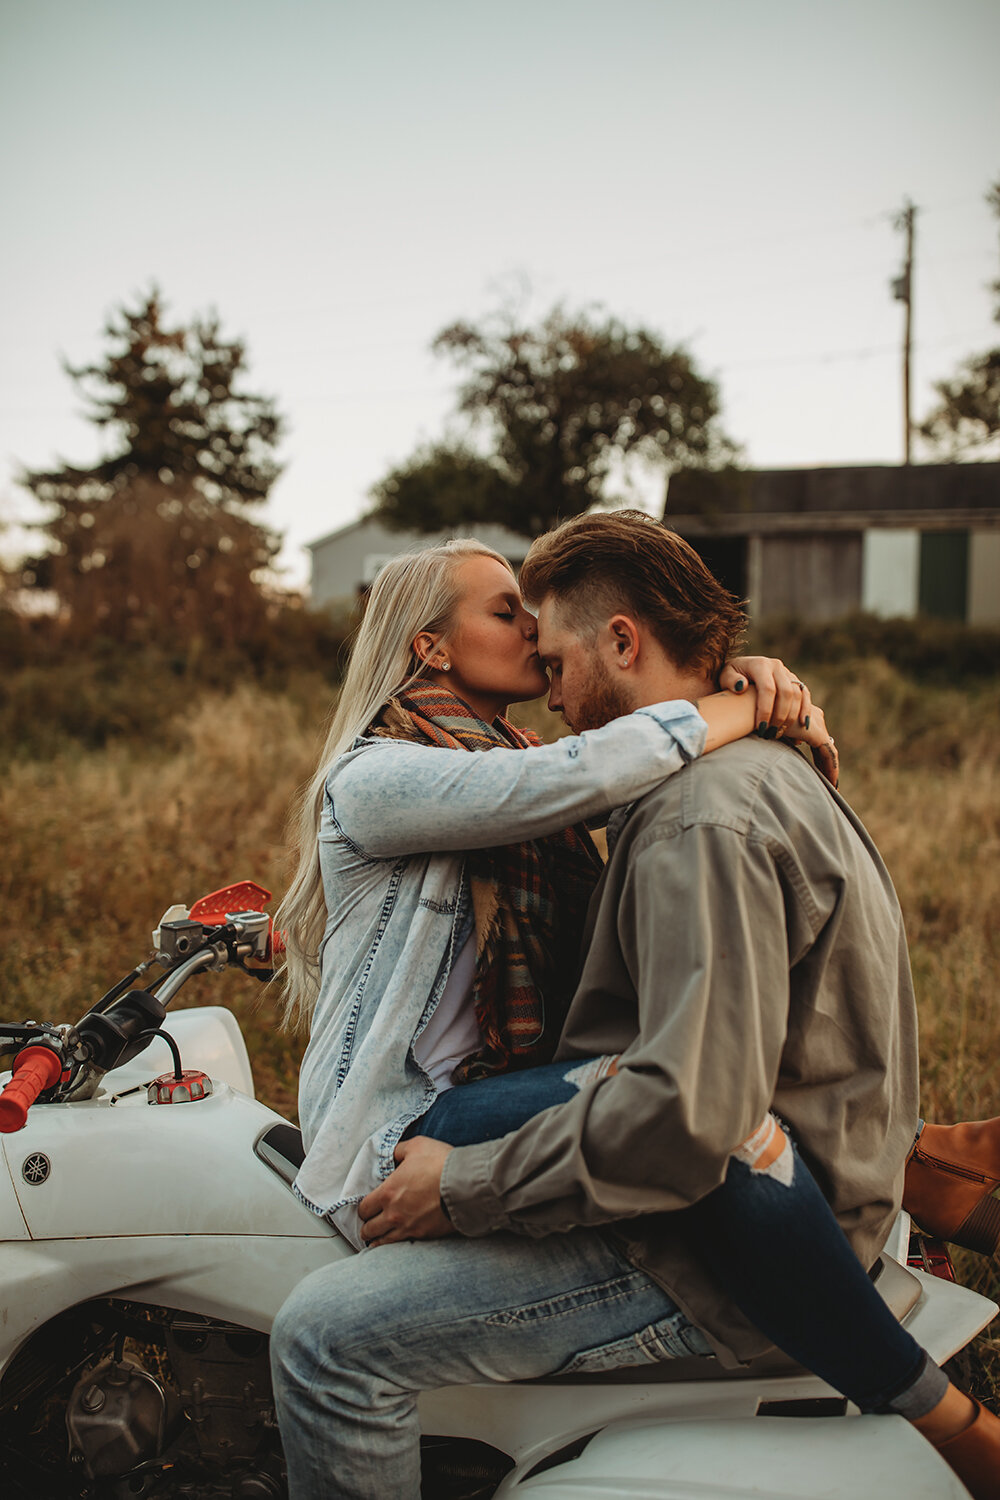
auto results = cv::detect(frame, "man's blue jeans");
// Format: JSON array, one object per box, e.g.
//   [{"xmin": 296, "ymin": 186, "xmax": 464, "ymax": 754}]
[
  {"xmin": 271, "ymin": 1223, "xmax": 709, "ymax": 1500},
  {"xmin": 271, "ymin": 1063, "xmax": 945, "ymax": 1500}
]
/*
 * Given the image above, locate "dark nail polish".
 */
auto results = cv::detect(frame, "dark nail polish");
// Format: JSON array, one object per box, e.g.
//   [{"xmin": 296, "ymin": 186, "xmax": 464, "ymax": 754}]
[
  {"xmin": 757, "ymin": 722, "xmax": 767, "ymax": 736},
  {"xmin": 765, "ymin": 726, "xmax": 779, "ymax": 739},
  {"xmin": 734, "ymin": 679, "xmax": 745, "ymax": 692},
  {"xmin": 804, "ymin": 715, "xmax": 810, "ymax": 730}
]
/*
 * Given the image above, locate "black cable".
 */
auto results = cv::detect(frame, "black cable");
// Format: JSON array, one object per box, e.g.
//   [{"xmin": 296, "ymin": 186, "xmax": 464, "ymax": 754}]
[
  {"xmin": 93, "ymin": 970, "xmax": 142, "ymax": 1014},
  {"xmin": 135, "ymin": 1028, "xmax": 183, "ymax": 1081}
]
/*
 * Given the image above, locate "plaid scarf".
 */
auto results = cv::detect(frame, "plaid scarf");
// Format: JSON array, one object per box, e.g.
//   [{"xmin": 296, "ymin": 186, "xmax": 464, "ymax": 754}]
[{"xmin": 370, "ymin": 681, "xmax": 604, "ymax": 1082}]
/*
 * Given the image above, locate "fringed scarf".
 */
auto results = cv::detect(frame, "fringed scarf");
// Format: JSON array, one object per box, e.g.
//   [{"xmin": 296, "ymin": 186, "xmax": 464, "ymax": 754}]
[{"xmin": 370, "ymin": 682, "xmax": 604, "ymax": 1082}]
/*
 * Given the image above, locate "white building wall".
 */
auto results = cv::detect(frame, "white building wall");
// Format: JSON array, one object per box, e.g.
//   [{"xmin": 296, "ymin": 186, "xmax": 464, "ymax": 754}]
[
  {"xmin": 968, "ymin": 530, "xmax": 1000, "ymax": 625},
  {"xmin": 861, "ymin": 529, "xmax": 920, "ymax": 617},
  {"xmin": 308, "ymin": 519, "xmax": 531, "ymax": 609}
]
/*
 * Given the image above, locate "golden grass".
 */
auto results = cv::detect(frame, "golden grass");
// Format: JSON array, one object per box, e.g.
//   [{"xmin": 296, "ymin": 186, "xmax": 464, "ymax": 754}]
[
  {"xmin": 3, "ymin": 659, "xmax": 999, "ymax": 1381},
  {"xmin": 3, "ymin": 662, "xmax": 998, "ymax": 1120},
  {"xmin": 0, "ymin": 685, "xmax": 322, "ymax": 1117}
]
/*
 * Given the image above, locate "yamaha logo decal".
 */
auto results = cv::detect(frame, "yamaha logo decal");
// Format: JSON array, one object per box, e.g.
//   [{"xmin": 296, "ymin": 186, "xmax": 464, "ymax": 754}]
[{"xmin": 22, "ymin": 1152, "xmax": 50, "ymax": 1185}]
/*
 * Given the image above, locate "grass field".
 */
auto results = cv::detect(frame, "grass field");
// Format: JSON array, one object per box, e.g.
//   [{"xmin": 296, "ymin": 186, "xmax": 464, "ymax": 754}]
[{"xmin": 2, "ymin": 654, "xmax": 999, "ymax": 1387}]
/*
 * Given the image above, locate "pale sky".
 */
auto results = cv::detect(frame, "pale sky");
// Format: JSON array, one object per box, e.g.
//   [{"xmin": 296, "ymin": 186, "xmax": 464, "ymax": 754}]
[{"xmin": 1, "ymin": 0, "xmax": 997, "ymax": 588}]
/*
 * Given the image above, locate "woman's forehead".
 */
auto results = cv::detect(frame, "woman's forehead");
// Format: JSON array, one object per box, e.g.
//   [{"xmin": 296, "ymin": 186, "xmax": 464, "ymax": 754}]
[{"xmin": 458, "ymin": 553, "xmax": 518, "ymax": 598}]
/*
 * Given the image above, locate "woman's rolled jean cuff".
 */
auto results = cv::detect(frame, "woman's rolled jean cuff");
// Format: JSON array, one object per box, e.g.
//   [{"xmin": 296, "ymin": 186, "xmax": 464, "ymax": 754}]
[{"xmin": 872, "ymin": 1350, "xmax": 949, "ymax": 1420}]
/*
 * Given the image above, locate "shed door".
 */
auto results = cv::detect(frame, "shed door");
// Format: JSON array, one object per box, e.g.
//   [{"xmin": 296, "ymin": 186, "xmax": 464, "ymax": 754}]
[{"xmin": 918, "ymin": 531, "xmax": 969, "ymax": 620}]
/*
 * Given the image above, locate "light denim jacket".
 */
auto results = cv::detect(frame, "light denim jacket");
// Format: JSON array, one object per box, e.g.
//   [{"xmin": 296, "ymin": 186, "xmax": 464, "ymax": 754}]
[{"xmin": 293, "ymin": 700, "xmax": 707, "ymax": 1244}]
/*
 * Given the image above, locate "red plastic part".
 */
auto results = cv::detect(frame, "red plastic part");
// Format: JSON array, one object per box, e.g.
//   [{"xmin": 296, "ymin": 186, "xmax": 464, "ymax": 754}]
[
  {"xmin": 0, "ymin": 1046, "xmax": 63, "ymax": 1134},
  {"xmin": 147, "ymin": 1069, "xmax": 212, "ymax": 1105},
  {"xmin": 908, "ymin": 1236, "xmax": 958, "ymax": 1282},
  {"xmin": 188, "ymin": 881, "xmax": 272, "ymax": 925}
]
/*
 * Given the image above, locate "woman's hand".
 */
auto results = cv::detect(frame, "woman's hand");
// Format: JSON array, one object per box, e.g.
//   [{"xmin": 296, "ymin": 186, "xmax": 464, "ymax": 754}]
[
  {"xmin": 792, "ymin": 702, "xmax": 839, "ymax": 790},
  {"xmin": 720, "ymin": 656, "xmax": 838, "ymax": 789},
  {"xmin": 721, "ymin": 656, "xmax": 811, "ymax": 736}
]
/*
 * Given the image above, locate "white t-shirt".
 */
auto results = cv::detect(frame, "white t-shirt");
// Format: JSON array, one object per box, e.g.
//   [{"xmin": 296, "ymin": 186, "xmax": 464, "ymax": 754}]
[{"xmin": 412, "ymin": 934, "xmax": 480, "ymax": 1092}]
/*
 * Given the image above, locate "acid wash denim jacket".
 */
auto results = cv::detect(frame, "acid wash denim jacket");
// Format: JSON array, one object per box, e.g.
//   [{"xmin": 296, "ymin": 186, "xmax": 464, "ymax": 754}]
[{"xmin": 293, "ymin": 701, "xmax": 707, "ymax": 1246}]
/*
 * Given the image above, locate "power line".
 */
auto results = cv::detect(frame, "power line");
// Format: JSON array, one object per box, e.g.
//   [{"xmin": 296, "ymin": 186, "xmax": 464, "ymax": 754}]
[
  {"xmin": 241, "ymin": 194, "xmax": 988, "ymax": 320},
  {"xmin": 717, "ymin": 329, "xmax": 987, "ymax": 374},
  {"xmin": 1, "ymin": 331, "xmax": 987, "ymax": 419},
  {"xmin": 3, "ymin": 245, "xmax": 992, "ymax": 377}
]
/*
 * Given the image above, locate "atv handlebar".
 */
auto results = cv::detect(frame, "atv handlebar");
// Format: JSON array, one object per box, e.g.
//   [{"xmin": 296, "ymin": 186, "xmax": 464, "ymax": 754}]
[
  {"xmin": 0, "ymin": 883, "xmax": 276, "ymax": 1127},
  {"xmin": 0, "ymin": 1046, "xmax": 63, "ymax": 1133}
]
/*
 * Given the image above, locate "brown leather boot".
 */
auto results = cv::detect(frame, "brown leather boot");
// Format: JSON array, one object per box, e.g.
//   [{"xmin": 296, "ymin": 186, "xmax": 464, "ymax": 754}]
[
  {"xmin": 904, "ymin": 1120, "xmax": 1000, "ymax": 1255},
  {"xmin": 934, "ymin": 1400, "xmax": 1000, "ymax": 1499}
]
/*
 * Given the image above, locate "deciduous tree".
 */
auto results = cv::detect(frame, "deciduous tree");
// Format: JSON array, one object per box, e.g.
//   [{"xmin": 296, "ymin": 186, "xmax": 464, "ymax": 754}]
[
  {"xmin": 921, "ymin": 179, "xmax": 1000, "ymax": 459},
  {"xmin": 370, "ymin": 305, "xmax": 735, "ymax": 538}
]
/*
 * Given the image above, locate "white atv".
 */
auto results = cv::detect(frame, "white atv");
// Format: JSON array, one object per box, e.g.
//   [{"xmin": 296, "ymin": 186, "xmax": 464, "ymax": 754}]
[{"xmin": 0, "ymin": 884, "xmax": 993, "ymax": 1499}]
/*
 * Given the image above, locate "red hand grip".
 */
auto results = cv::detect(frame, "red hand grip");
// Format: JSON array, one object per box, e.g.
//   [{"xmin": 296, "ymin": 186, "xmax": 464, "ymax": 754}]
[{"xmin": 0, "ymin": 1046, "xmax": 63, "ymax": 1133}]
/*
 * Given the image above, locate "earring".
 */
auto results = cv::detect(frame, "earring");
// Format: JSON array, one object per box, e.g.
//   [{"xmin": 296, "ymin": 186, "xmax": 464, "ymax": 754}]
[{"xmin": 440, "ymin": 661, "xmax": 451, "ymax": 672}]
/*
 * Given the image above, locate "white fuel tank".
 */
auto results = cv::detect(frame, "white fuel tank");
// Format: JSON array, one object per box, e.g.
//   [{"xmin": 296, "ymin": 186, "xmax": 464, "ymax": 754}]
[{"xmin": 0, "ymin": 1083, "xmax": 327, "ymax": 1241}]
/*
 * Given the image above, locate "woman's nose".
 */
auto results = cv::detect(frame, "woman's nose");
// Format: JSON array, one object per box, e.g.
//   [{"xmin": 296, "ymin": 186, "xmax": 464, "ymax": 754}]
[{"xmin": 522, "ymin": 611, "xmax": 538, "ymax": 640}]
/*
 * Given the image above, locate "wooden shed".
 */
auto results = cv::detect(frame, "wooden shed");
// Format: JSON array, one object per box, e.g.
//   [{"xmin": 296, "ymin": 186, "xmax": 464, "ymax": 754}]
[{"xmin": 665, "ymin": 464, "xmax": 1000, "ymax": 624}]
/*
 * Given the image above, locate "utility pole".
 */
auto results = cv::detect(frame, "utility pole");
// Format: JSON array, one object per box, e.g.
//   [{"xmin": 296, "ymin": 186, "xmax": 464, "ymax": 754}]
[{"xmin": 891, "ymin": 200, "xmax": 916, "ymax": 464}]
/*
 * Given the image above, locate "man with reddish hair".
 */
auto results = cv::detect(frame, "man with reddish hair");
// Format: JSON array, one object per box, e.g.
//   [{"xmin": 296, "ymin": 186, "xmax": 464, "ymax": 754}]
[{"xmin": 272, "ymin": 510, "xmax": 999, "ymax": 1499}]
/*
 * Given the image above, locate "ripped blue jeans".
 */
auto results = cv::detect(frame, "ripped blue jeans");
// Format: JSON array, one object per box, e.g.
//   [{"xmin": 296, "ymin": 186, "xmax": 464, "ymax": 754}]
[{"xmin": 412, "ymin": 1058, "xmax": 946, "ymax": 1420}]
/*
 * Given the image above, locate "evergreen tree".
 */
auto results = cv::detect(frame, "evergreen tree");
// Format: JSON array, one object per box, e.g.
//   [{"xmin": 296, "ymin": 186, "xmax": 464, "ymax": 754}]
[{"xmin": 21, "ymin": 290, "xmax": 284, "ymax": 645}]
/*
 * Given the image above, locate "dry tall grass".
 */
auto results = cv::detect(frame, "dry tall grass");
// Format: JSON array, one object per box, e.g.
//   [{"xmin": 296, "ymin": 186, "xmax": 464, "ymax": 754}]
[
  {"xmin": 2, "ymin": 659, "xmax": 999, "ymax": 1374},
  {"xmin": 1, "ymin": 685, "xmax": 323, "ymax": 1115},
  {"xmin": 3, "ymin": 662, "xmax": 998, "ymax": 1119}
]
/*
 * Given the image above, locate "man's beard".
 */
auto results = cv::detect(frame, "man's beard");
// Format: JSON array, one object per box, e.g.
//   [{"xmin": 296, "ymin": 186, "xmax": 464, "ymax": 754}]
[{"xmin": 566, "ymin": 658, "xmax": 634, "ymax": 733}]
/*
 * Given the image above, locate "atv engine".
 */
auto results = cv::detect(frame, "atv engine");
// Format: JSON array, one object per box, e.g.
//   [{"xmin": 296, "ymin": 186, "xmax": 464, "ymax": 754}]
[
  {"xmin": 2, "ymin": 1298, "xmax": 511, "ymax": 1498},
  {"xmin": 1, "ymin": 1299, "xmax": 286, "ymax": 1498}
]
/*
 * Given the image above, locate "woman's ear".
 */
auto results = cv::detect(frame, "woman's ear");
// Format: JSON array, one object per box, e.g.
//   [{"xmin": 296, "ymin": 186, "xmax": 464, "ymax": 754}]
[{"xmin": 412, "ymin": 630, "xmax": 443, "ymax": 669}]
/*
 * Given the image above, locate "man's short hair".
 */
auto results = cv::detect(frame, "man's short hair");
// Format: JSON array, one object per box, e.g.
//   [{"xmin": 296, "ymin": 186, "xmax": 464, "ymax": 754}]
[{"xmin": 519, "ymin": 510, "xmax": 746, "ymax": 678}]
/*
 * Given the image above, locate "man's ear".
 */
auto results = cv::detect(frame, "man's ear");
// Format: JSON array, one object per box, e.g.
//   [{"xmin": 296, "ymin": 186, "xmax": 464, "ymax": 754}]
[{"xmin": 607, "ymin": 614, "xmax": 641, "ymax": 669}]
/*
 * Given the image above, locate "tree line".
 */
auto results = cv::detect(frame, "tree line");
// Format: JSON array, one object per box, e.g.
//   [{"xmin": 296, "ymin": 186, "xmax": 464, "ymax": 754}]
[{"xmin": 5, "ymin": 174, "xmax": 998, "ymax": 656}]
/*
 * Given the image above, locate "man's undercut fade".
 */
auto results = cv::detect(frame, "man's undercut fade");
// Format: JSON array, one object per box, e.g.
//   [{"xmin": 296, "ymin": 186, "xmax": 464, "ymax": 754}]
[{"xmin": 519, "ymin": 510, "xmax": 747, "ymax": 678}]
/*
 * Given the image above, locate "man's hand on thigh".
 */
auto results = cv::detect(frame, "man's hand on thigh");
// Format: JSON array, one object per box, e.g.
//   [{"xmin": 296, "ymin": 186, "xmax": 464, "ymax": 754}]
[{"xmin": 359, "ymin": 1137, "xmax": 456, "ymax": 1245}]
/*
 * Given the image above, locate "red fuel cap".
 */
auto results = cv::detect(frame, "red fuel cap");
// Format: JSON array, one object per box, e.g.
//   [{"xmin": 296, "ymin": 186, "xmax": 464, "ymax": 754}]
[{"xmin": 147, "ymin": 1070, "xmax": 213, "ymax": 1105}]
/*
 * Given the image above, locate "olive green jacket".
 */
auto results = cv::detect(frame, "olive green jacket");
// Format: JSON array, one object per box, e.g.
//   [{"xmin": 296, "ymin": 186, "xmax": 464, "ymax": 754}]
[{"xmin": 441, "ymin": 736, "xmax": 920, "ymax": 1364}]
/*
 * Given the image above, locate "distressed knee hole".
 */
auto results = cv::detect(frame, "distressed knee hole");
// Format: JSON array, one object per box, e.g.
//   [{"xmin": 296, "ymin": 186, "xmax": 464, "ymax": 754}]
[
  {"xmin": 562, "ymin": 1055, "xmax": 619, "ymax": 1089},
  {"xmin": 734, "ymin": 1113, "xmax": 794, "ymax": 1186}
]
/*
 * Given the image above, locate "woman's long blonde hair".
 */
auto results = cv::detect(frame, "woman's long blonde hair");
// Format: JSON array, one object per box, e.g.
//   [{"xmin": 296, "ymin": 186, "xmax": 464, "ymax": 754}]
[{"xmin": 276, "ymin": 537, "xmax": 513, "ymax": 1031}]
